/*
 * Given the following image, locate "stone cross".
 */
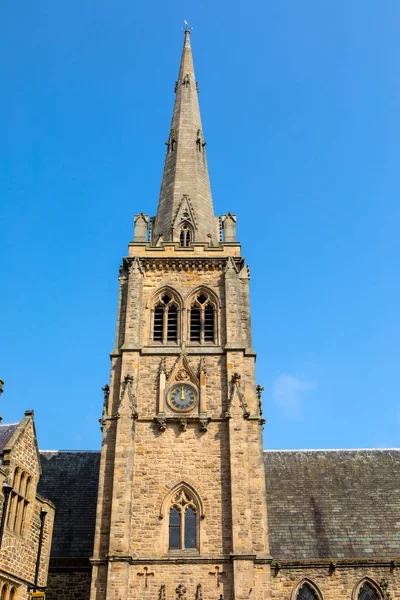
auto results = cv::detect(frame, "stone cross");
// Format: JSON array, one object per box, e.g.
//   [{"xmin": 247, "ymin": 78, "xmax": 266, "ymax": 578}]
[
  {"xmin": 137, "ymin": 566, "xmax": 154, "ymax": 588},
  {"xmin": 209, "ymin": 566, "xmax": 226, "ymax": 588}
]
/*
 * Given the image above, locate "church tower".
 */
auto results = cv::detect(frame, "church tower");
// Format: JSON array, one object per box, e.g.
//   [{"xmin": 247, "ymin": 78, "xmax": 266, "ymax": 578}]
[{"xmin": 90, "ymin": 29, "xmax": 270, "ymax": 600}]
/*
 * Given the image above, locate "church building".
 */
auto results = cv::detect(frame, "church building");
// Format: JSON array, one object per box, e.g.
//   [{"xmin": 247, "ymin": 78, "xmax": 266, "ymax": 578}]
[{"xmin": 37, "ymin": 30, "xmax": 400, "ymax": 600}]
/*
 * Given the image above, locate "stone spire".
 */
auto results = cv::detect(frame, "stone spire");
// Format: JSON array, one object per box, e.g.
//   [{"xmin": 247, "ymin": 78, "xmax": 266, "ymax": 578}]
[{"xmin": 152, "ymin": 29, "xmax": 219, "ymax": 245}]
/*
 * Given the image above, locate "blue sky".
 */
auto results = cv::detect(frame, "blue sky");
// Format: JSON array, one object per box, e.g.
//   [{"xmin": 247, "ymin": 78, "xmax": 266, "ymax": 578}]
[{"xmin": 1, "ymin": 1, "xmax": 399, "ymax": 451}]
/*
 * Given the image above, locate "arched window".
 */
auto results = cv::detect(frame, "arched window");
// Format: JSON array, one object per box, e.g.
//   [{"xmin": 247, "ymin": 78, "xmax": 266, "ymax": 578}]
[
  {"xmin": 153, "ymin": 293, "xmax": 179, "ymax": 344},
  {"xmin": 168, "ymin": 488, "xmax": 198, "ymax": 550},
  {"xmin": 189, "ymin": 292, "xmax": 216, "ymax": 344},
  {"xmin": 10, "ymin": 587, "xmax": 16, "ymax": 600},
  {"xmin": 7, "ymin": 467, "xmax": 31, "ymax": 535},
  {"xmin": 358, "ymin": 583, "xmax": 380, "ymax": 600},
  {"xmin": 179, "ymin": 224, "xmax": 192, "ymax": 247},
  {"xmin": 297, "ymin": 584, "xmax": 319, "ymax": 600},
  {"xmin": 1, "ymin": 585, "xmax": 8, "ymax": 600}
]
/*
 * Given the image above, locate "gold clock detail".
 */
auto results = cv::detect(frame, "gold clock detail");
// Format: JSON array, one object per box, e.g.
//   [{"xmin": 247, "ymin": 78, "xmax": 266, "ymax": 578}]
[{"xmin": 168, "ymin": 384, "xmax": 197, "ymax": 411}]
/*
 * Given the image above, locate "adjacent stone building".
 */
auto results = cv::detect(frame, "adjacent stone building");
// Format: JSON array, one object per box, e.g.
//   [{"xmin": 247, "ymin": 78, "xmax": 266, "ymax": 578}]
[
  {"xmin": 37, "ymin": 30, "xmax": 399, "ymax": 600},
  {"xmin": 0, "ymin": 391, "xmax": 55, "ymax": 600}
]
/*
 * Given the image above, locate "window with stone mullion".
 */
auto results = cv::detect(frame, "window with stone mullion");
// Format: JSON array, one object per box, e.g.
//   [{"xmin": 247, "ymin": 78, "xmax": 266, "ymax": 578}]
[{"xmin": 169, "ymin": 502, "xmax": 197, "ymax": 550}]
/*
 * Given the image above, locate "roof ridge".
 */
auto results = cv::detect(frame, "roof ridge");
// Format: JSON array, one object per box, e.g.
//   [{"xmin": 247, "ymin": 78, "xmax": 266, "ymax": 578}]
[
  {"xmin": 264, "ymin": 448, "xmax": 400, "ymax": 452},
  {"xmin": 39, "ymin": 449, "xmax": 101, "ymax": 453}
]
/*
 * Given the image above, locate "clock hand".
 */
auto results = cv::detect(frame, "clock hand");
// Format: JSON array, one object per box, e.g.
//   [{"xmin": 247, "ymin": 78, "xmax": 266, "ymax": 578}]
[{"xmin": 181, "ymin": 386, "xmax": 184, "ymax": 400}]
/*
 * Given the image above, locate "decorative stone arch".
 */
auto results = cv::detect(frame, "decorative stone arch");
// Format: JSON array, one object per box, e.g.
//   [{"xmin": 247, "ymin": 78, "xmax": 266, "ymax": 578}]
[
  {"xmin": 178, "ymin": 221, "xmax": 194, "ymax": 247},
  {"xmin": 148, "ymin": 286, "xmax": 184, "ymax": 345},
  {"xmin": 185, "ymin": 286, "xmax": 220, "ymax": 345},
  {"xmin": 290, "ymin": 578, "xmax": 324, "ymax": 600},
  {"xmin": 352, "ymin": 577, "xmax": 383, "ymax": 600},
  {"xmin": 159, "ymin": 480, "xmax": 206, "ymax": 553},
  {"xmin": 158, "ymin": 480, "xmax": 206, "ymax": 520}
]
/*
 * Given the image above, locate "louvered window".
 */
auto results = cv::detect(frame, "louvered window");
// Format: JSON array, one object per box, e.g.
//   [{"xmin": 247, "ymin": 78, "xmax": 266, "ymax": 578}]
[
  {"xmin": 167, "ymin": 305, "xmax": 178, "ymax": 341},
  {"xmin": 153, "ymin": 292, "xmax": 179, "ymax": 344},
  {"xmin": 204, "ymin": 305, "xmax": 214, "ymax": 341},
  {"xmin": 189, "ymin": 292, "xmax": 216, "ymax": 344},
  {"xmin": 190, "ymin": 307, "xmax": 201, "ymax": 342},
  {"xmin": 153, "ymin": 305, "xmax": 164, "ymax": 341}
]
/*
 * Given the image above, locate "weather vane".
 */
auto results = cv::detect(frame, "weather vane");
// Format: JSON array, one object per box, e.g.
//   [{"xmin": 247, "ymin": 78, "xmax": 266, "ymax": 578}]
[{"xmin": 183, "ymin": 20, "xmax": 193, "ymax": 31}]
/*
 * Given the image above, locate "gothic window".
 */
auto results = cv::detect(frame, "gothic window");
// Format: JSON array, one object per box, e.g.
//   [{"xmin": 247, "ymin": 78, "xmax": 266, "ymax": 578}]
[
  {"xmin": 1, "ymin": 586, "xmax": 7, "ymax": 600},
  {"xmin": 168, "ymin": 488, "xmax": 198, "ymax": 550},
  {"xmin": 152, "ymin": 292, "xmax": 179, "ymax": 344},
  {"xmin": 296, "ymin": 584, "xmax": 319, "ymax": 600},
  {"xmin": 179, "ymin": 224, "xmax": 192, "ymax": 247},
  {"xmin": 189, "ymin": 292, "xmax": 216, "ymax": 344},
  {"xmin": 10, "ymin": 588, "xmax": 16, "ymax": 600},
  {"xmin": 358, "ymin": 583, "xmax": 380, "ymax": 600},
  {"xmin": 7, "ymin": 467, "xmax": 31, "ymax": 535}
]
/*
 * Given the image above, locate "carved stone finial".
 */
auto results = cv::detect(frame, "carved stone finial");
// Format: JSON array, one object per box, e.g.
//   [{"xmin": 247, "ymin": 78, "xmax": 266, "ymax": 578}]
[
  {"xmin": 102, "ymin": 384, "xmax": 110, "ymax": 401},
  {"xmin": 380, "ymin": 580, "xmax": 392, "ymax": 600},
  {"xmin": 256, "ymin": 384, "xmax": 265, "ymax": 425},
  {"xmin": 160, "ymin": 357, "xmax": 168, "ymax": 377},
  {"xmin": 118, "ymin": 263, "xmax": 128, "ymax": 280},
  {"xmin": 101, "ymin": 384, "xmax": 110, "ymax": 416},
  {"xmin": 120, "ymin": 375, "xmax": 138, "ymax": 420},
  {"xmin": 232, "ymin": 372, "xmax": 241, "ymax": 385},
  {"xmin": 122, "ymin": 374, "xmax": 134, "ymax": 394},
  {"xmin": 227, "ymin": 372, "xmax": 250, "ymax": 419}
]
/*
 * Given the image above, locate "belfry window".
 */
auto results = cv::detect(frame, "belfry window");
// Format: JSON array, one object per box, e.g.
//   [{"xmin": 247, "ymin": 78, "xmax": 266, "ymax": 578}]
[
  {"xmin": 296, "ymin": 584, "xmax": 319, "ymax": 600},
  {"xmin": 358, "ymin": 583, "xmax": 380, "ymax": 600},
  {"xmin": 168, "ymin": 489, "xmax": 197, "ymax": 550},
  {"xmin": 189, "ymin": 292, "xmax": 216, "ymax": 343},
  {"xmin": 179, "ymin": 225, "xmax": 192, "ymax": 247},
  {"xmin": 153, "ymin": 293, "xmax": 179, "ymax": 343}
]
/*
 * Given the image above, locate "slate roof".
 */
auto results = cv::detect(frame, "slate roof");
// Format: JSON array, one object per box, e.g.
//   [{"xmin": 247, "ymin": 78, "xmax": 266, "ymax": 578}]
[
  {"xmin": 38, "ymin": 451, "xmax": 101, "ymax": 557},
  {"xmin": 0, "ymin": 423, "xmax": 19, "ymax": 454},
  {"xmin": 264, "ymin": 449, "xmax": 400, "ymax": 560},
  {"xmin": 37, "ymin": 448, "xmax": 400, "ymax": 561}
]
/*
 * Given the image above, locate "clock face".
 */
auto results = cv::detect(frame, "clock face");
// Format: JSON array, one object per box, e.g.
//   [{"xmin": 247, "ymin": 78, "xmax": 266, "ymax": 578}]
[{"xmin": 168, "ymin": 384, "xmax": 197, "ymax": 412}]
